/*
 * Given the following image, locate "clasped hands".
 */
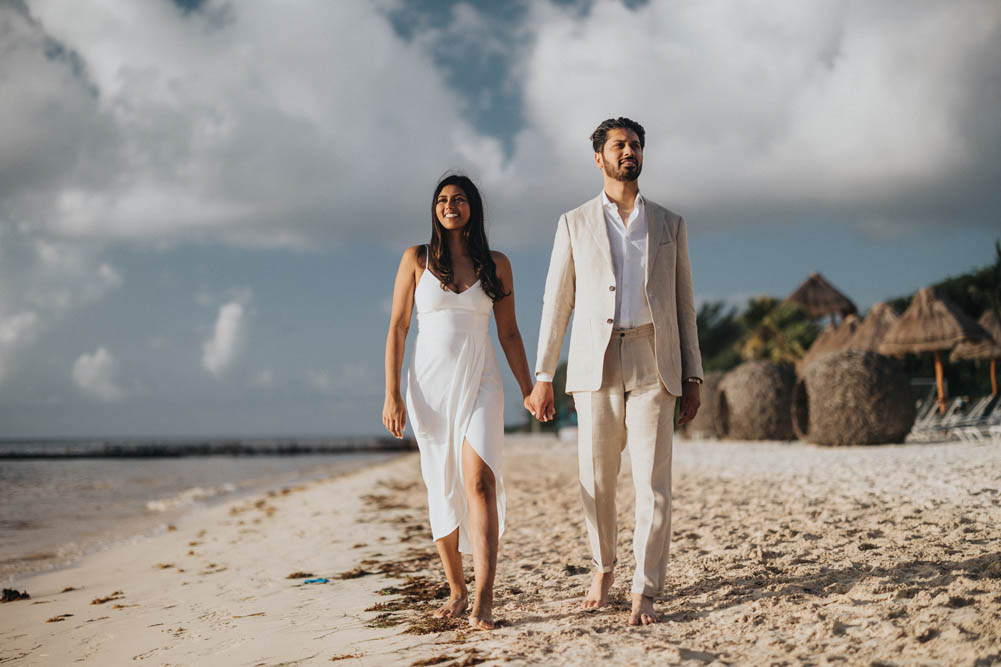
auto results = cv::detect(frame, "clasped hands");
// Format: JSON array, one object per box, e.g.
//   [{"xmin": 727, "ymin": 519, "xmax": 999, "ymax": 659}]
[
  {"xmin": 524, "ymin": 380, "xmax": 701, "ymax": 425},
  {"xmin": 523, "ymin": 382, "xmax": 556, "ymax": 422}
]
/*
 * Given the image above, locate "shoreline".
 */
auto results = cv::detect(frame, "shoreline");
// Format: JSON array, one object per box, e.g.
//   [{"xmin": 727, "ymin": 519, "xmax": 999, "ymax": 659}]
[
  {"xmin": 1, "ymin": 435, "xmax": 999, "ymax": 665},
  {"xmin": 1, "ymin": 451, "xmax": 404, "ymax": 587}
]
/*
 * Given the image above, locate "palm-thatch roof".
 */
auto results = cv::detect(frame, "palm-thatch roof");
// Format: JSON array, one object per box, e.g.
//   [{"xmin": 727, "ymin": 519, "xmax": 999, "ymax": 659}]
[
  {"xmin": 847, "ymin": 302, "xmax": 899, "ymax": 351},
  {"xmin": 786, "ymin": 272, "xmax": 857, "ymax": 319},
  {"xmin": 792, "ymin": 349, "xmax": 915, "ymax": 446},
  {"xmin": 950, "ymin": 310, "xmax": 1001, "ymax": 362},
  {"xmin": 879, "ymin": 287, "xmax": 988, "ymax": 355},
  {"xmin": 801, "ymin": 314, "xmax": 860, "ymax": 368},
  {"xmin": 714, "ymin": 361, "xmax": 796, "ymax": 440}
]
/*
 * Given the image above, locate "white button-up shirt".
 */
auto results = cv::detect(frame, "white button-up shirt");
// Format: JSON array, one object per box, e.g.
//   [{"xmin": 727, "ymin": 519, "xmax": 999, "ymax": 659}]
[{"xmin": 602, "ymin": 190, "xmax": 653, "ymax": 329}]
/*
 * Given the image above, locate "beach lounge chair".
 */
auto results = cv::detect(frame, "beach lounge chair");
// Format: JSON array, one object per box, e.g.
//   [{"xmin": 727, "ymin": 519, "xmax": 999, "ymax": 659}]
[
  {"xmin": 910, "ymin": 397, "xmax": 966, "ymax": 442},
  {"xmin": 954, "ymin": 396, "xmax": 1000, "ymax": 443}
]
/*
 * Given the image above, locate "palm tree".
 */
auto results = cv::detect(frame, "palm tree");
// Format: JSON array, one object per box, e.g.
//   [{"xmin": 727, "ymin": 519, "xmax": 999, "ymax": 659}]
[{"xmin": 738, "ymin": 297, "xmax": 819, "ymax": 364}]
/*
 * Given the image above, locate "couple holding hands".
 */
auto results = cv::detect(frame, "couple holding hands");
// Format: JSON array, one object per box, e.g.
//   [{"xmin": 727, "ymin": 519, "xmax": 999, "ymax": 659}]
[{"xmin": 383, "ymin": 117, "xmax": 703, "ymax": 629}]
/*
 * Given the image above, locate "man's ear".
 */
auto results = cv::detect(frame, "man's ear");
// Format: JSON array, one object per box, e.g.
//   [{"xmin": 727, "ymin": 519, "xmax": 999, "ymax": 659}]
[{"xmin": 594, "ymin": 152, "xmax": 603, "ymax": 170}]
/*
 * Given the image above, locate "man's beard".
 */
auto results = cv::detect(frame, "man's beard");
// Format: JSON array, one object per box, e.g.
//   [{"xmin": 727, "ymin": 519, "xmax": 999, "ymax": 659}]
[{"xmin": 603, "ymin": 160, "xmax": 641, "ymax": 182}]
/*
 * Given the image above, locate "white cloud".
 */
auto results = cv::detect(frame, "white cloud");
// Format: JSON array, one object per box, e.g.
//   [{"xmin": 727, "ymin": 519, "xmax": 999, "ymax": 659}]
[
  {"xmin": 72, "ymin": 346, "xmax": 125, "ymax": 401},
  {"xmin": 0, "ymin": 311, "xmax": 39, "ymax": 382},
  {"xmin": 0, "ymin": 225, "xmax": 123, "ymax": 383},
  {"xmin": 494, "ymin": 0, "xmax": 1001, "ymax": 239},
  {"xmin": 201, "ymin": 300, "xmax": 247, "ymax": 377},
  {"xmin": 3, "ymin": 0, "xmax": 505, "ymax": 248},
  {"xmin": 3, "ymin": 0, "xmax": 995, "ymax": 255}
]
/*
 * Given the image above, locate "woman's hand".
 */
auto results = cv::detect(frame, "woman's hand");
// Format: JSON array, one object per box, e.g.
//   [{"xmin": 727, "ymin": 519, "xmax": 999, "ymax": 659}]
[
  {"xmin": 523, "ymin": 391, "xmax": 535, "ymax": 418},
  {"xmin": 383, "ymin": 393, "xmax": 407, "ymax": 439}
]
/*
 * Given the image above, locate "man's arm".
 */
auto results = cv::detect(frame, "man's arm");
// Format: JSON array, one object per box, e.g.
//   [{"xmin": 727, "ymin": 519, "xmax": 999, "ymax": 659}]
[
  {"xmin": 528, "ymin": 214, "xmax": 575, "ymax": 421},
  {"xmin": 675, "ymin": 216, "xmax": 703, "ymax": 425},
  {"xmin": 675, "ymin": 216, "xmax": 702, "ymax": 382}
]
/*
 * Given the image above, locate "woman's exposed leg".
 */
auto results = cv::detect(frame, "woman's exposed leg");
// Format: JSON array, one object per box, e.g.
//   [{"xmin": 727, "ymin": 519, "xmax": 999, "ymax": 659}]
[
  {"xmin": 433, "ymin": 528, "xmax": 468, "ymax": 617},
  {"xmin": 462, "ymin": 438, "xmax": 498, "ymax": 630}
]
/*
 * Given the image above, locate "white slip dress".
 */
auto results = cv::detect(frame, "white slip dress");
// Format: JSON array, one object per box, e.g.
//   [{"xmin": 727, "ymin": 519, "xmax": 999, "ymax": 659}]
[{"xmin": 405, "ymin": 248, "xmax": 506, "ymax": 553}]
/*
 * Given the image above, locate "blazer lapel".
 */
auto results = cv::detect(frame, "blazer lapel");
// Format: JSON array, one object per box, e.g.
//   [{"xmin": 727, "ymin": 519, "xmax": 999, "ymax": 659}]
[
  {"xmin": 645, "ymin": 203, "xmax": 666, "ymax": 281},
  {"xmin": 581, "ymin": 195, "xmax": 615, "ymax": 277}
]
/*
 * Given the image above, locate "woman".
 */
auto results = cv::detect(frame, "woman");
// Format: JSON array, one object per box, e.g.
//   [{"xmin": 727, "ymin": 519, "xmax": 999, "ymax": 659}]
[{"xmin": 383, "ymin": 174, "xmax": 533, "ymax": 630}]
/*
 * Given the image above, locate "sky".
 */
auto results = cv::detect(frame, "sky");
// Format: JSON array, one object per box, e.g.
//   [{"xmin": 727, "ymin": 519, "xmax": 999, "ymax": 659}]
[{"xmin": 1, "ymin": 0, "xmax": 999, "ymax": 438}]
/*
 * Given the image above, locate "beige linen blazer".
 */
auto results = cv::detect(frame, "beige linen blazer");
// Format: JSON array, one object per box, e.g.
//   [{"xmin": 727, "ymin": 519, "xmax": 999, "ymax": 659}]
[{"xmin": 536, "ymin": 195, "xmax": 703, "ymax": 396}]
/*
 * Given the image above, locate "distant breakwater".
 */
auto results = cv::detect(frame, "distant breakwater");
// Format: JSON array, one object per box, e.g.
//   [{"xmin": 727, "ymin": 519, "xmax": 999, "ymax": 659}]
[{"xmin": 0, "ymin": 437, "xmax": 416, "ymax": 459}]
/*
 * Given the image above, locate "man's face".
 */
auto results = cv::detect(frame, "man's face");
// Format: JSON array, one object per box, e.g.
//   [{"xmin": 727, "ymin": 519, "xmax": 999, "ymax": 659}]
[{"xmin": 596, "ymin": 128, "xmax": 643, "ymax": 182}]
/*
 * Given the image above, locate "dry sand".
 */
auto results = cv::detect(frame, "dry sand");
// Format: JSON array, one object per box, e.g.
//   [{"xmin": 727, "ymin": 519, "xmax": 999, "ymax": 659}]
[{"xmin": 2, "ymin": 434, "xmax": 999, "ymax": 665}]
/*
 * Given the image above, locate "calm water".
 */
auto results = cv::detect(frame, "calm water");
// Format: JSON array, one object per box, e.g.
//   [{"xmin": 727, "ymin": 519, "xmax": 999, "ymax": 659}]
[{"xmin": 0, "ymin": 438, "xmax": 405, "ymax": 586}]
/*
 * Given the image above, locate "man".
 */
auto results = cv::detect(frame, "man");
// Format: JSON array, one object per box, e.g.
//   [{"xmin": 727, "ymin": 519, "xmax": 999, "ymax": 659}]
[{"xmin": 527, "ymin": 117, "xmax": 703, "ymax": 626}]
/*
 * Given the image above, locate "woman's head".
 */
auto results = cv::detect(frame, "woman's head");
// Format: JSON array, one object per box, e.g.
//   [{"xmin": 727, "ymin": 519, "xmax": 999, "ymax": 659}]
[
  {"xmin": 431, "ymin": 174, "xmax": 483, "ymax": 236},
  {"xmin": 427, "ymin": 173, "xmax": 507, "ymax": 302}
]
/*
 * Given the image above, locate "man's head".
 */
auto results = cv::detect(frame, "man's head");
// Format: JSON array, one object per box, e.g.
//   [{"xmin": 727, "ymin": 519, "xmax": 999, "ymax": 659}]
[{"xmin": 590, "ymin": 117, "xmax": 645, "ymax": 183}]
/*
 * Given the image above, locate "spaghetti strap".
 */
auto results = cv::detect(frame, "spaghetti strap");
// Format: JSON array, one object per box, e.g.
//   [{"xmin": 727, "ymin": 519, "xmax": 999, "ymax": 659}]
[{"xmin": 423, "ymin": 245, "xmax": 431, "ymax": 275}]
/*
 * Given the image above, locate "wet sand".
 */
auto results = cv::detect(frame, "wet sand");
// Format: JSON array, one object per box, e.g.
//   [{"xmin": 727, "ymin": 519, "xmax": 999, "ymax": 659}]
[{"xmin": 1, "ymin": 435, "xmax": 999, "ymax": 665}]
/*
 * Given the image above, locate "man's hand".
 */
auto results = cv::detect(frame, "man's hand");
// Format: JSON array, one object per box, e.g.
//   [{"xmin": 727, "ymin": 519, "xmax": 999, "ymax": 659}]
[
  {"xmin": 527, "ymin": 381, "xmax": 555, "ymax": 422},
  {"xmin": 677, "ymin": 381, "xmax": 701, "ymax": 426}
]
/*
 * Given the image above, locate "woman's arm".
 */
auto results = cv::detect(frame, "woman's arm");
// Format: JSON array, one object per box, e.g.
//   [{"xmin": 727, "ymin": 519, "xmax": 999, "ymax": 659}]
[
  {"xmin": 383, "ymin": 246, "xmax": 420, "ymax": 438},
  {"xmin": 491, "ymin": 252, "xmax": 534, "ymax": 404}
]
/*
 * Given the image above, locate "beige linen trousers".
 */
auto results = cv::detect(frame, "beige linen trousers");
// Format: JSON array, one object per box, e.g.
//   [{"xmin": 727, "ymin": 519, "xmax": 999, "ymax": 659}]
[{"xmin": 536, "ymin": 195, "xmax": 703, "ymax": 597}]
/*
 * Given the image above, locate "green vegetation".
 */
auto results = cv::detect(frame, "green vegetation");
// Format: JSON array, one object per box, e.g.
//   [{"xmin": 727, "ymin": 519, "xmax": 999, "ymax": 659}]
[{"xmin": 698, "ymin": 297, "xmax": 818, "ymax": 371}]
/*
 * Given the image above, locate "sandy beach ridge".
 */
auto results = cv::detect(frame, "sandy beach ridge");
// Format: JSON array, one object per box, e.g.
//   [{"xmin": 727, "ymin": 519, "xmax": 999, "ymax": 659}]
[{"xmin": 2, "ymin": 434, "xmax": 1000, "ymax": 665}]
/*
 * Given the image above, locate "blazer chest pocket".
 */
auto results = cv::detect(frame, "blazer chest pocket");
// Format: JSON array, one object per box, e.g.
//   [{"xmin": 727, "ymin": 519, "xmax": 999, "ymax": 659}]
[{"xmin": 658, "ymin": 237, "xmax": 675, "ymax": 247}]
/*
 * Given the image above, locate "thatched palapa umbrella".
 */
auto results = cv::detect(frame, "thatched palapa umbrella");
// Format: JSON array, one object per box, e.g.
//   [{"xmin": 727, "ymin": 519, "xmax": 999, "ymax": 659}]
[
  {"xmin": 793, "ymin": 349, "xmax": 915, "ymax": 446},
  {"xmin": 847, "ymin": 302, "xmax": 899, "ymax": 351},
  {"xmin": 879, "ymin": 287, "xmax": 988, "ymax": 413},
  {"xmin": 714, "ymin": 361, "xmax": 796, "ymax": 440},
  {"xmin": 950, "ymin": 309, "xmax": 1001, "ymax": 395},
  {"xmin": 786, "ymin": 272, "xmax": 857, "ymax": 320},
  {"xmin": 801, "ymin": 314, "xmax": 859, "ymax": 369}
]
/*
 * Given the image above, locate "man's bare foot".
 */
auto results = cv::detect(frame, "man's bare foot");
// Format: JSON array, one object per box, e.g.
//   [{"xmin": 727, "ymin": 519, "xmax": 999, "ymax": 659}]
[
  {"xmin": 468, "ymin": 595, "xmax": 494, "ymax": 630},
  {"xmin": 582, "ymin": 571, "xmax": 614, "ymax": 609},
  {"xmin": 468, "ymin": 612, "xmax": 495, "ymax": 630},
  {"xmin": 629, "ymin": 593, "xmax": 658, "ymax": 625},
  {"xmin": 434, "ymin": 593, "xmax": 468, "ymax": 618}
]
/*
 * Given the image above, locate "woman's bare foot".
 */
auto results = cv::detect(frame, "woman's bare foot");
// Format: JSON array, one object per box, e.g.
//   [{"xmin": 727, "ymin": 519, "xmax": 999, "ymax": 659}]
[
  {"xmin": 434, "ymin": 593, "xmax": 468, "ymax": 618},
  {"xmin": 582, "ymin": 571, "xmax": 614, "ymax": 609},
  {"xmin": 629, "ymin": 593, "xmax": 658, "ymax": 625}
]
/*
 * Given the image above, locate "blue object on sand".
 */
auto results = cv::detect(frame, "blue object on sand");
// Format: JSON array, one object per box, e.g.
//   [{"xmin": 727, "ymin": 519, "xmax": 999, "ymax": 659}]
[{"xmin": 303, "ymin": 578, "xmax": 330, "ymax": 584}]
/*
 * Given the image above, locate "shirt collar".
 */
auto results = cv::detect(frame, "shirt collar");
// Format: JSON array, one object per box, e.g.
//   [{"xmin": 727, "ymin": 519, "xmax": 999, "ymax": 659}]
[{"xmin": 601, "ymin": 190, "xmax": 643, "ymax": 209}]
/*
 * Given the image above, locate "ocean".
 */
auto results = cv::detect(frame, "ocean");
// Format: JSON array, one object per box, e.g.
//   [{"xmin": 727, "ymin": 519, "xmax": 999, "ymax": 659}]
[{"xmin": 0, "ymin": 437, "xmax": 410, "ymax": 586}]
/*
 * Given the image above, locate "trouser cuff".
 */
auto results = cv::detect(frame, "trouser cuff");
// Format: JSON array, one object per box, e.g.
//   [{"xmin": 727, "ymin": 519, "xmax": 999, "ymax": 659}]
[
  {"xmin": 632, "ymin": 584, "xmax": 663, "ymax": 598},
  {"xmin": 593, "ymin": 558, "xmax": 615, "ymax": 574}
]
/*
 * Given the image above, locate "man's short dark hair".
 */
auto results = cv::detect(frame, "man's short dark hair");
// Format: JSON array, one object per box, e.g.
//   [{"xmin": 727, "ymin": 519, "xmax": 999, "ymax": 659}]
[{"xmin": 590, "ymin": 117, "xmax": 645, "ymax": 153}]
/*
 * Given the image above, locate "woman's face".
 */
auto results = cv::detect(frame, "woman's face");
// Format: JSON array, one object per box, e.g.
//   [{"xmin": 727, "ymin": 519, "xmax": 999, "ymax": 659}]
[{"xmin": 435, "ymin": 185, "xmax": 471, "ymax": 230}]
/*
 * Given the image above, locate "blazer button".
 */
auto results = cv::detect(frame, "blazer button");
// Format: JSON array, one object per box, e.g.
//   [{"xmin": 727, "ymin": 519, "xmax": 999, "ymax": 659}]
[
  {"xmin": 606, "ymin": 318, "xmax": 613, "ymax": 324},
  {"xmin": 609, "ymin": 286, "xmax": 615, "ymax": 291}
]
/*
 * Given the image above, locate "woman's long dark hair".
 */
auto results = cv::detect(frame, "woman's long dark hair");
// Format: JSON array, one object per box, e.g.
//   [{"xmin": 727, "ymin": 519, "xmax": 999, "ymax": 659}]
[{"xmin": 426, "ymin": 174, "xmax": 508, "ymax": 302}]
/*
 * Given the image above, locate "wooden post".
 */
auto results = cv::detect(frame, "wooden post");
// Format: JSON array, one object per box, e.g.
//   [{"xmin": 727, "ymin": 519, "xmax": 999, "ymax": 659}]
[
  {"xmin": 992, "ymin": 359, "xmax": 997, "ymax": 396},
  {"xmin": 934, "ymin": 350, "xmax": 947, "ymax": 414}
]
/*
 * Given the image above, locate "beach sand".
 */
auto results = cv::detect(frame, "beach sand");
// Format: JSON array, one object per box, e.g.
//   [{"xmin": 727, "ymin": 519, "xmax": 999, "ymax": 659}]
[{"xmin": 2, "ymin": 434, "xmax": 999, "ymax": 665}]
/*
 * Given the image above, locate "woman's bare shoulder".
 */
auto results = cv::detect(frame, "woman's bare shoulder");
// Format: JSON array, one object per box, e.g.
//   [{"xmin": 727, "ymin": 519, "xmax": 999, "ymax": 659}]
[
  {"xmin": 401, "ymin": 244, "xmax": 427, "ymax": 268},
  {"xmin": 490, "ymin": 249, "xmax": 510, "ymax": 267}
]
